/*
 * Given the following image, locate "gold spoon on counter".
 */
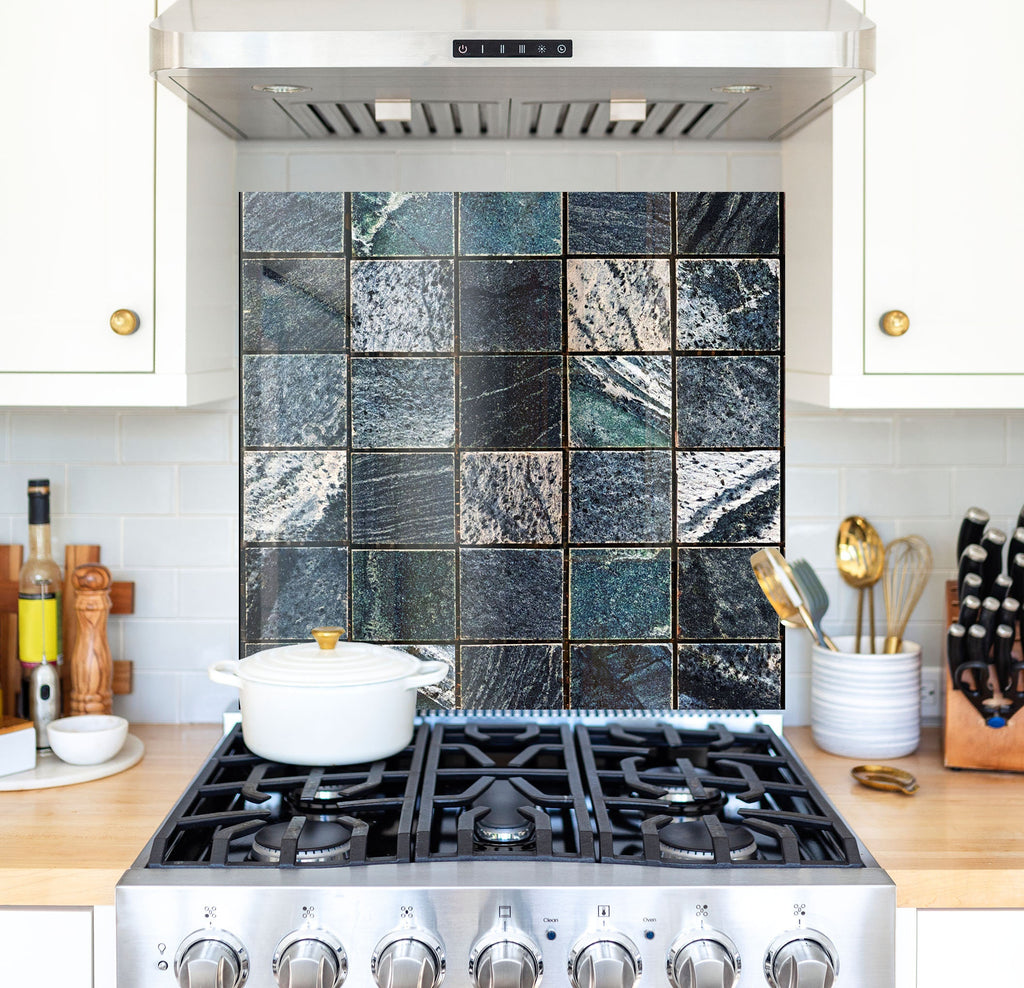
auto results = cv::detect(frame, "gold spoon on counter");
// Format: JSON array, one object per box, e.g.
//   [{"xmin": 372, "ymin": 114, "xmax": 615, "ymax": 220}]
[{"xmin": 836, "ymin": 516, "xmax": 886, "ymax": 653}]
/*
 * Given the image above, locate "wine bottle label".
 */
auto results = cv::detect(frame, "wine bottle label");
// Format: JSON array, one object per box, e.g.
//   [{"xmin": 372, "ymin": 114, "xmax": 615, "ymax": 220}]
[{"xmin": 18, "ymin": 594, "xmax": 62, "ymax": 667}]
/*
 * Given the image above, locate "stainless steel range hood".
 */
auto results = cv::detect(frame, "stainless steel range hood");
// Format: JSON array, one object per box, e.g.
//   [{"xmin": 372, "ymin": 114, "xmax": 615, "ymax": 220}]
[{"xmin": 150, "ymin": 0, "xmax": 874, "ymax": 142}]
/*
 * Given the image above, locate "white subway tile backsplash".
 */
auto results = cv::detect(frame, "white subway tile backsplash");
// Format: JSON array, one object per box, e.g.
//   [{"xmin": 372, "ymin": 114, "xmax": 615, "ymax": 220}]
[
  {"xmin": 122, "ymin": 618, "xmax": 236, "ymax": 671},
  {"xmin": 288, "ymin": 152, "xmax": 399, "ymax": 191},
  {"xmin": 898, "ymin": 413, "xmax": 1006, "ymax": 466},
  {"xmin": 113, "ymin": 670, "xmax": 181, "ymax": 724},
  {"xmin": 397, "ymin": 153, "xmax": 508, "ymax": 190},
  {"xmin": 507, "ymin": 152, "xmax": 617, "ymax": 190},
  {"xmin": 180, "ymin": 671, "xmax": 239, "ymax": 724},
  {"xmin": 236, "ymin": 151, "xmax": 288, "ymax": 191},
  {"xmin": 68, "ymin": 465, "xmax": 176, "ymax": 515},
  {"xmin": 10, "ymin": 413, "xmax": 116, "ymax": 463},
  {"xmin": 781, "ymin": 672, "xmax": 810, "ymax": 726},
  {"xmin": 729, "ymin": 154, "xmax": 782, "ymax": 191},
  {"xmin": 617, "ymin": 152, "xmax": 729, "ymax": 191},
  {"xmin": 1006, "ymin": 415, "xmax": 1024, "ymax": 464},
  {"xmin": 116, "ymin": 568, "xmax": 180, "ymax": 619},
  {"xmin": 124, "ymin": 517, "xmax": 235, "ymax": 567},
  {"xmin": 842, "ymin": 468, "xmax": 950, "ymax": 518},
  {"xmin": 950, "ymin": 467, "xmax": 1024, "ymax": 520},
  {"xmin": 121, "ymin": 412, "xmax": 230, "ymax": 463},
  {"xmin": 180, "ymin": 465, "xmax": 239, "ymax": 515},
  {"xmin": 0, "ymin": 464, "xmax": 67, "ymax": 514},
  {"xmin": 179, "ymin": 569, "xmax": 239, "ymax": 619},
  {"xmin": 785, "ymin": 414, "xmax": 893, "ymax": 466},
  {"xmin": 784, "ymin": 468, "xmax": 840, "ymax": 517},
  {"xmin": 784, "ymin": 521, "xmax": 842, "ymax": 569}
]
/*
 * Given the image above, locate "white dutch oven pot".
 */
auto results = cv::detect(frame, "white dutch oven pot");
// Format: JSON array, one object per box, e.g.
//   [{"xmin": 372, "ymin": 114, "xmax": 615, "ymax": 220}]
[{"xmin": 209, "ymin": 627, "xmax": 447, "ymax": 765}]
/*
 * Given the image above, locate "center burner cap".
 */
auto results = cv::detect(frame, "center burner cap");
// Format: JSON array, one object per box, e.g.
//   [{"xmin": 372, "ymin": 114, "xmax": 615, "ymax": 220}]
[
  {"xmin": 658, "ymin": 821, "xmax": 757, "ymax": 863},
  {"xmin": 251, "ymin": 819, "xmax": 352, "ymax": 864},
  {"xmin": 472, "ymin": 779, "xmax": 536, "ymax": 845}
]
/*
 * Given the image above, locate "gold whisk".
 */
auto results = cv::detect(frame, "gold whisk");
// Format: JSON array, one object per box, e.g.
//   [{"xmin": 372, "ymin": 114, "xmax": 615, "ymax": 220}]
[{"xmin": 882, "ymin": 535, "xmax": 933, "ymax": 654}]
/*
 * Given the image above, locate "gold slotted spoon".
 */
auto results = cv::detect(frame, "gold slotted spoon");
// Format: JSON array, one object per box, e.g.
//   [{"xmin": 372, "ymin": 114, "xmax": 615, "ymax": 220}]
[{"xmin": 836, "ymin": 516, "xmax": 886, "ymax": 653}]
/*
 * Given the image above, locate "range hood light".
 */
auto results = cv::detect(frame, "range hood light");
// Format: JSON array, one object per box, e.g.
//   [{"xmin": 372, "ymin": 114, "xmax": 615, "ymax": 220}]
[
  {"xmin": 251, "ymin": 84, "xmax": 311, "ymax": 94},
  {"xmin": 609, "ymin": 99, "xmax": 648, "ymax": 122},
  {"xmin": 375, "ymin": 99, "xmax": 413, "ymax": 122},
  {"xmin": 712, "ymin": 84, "xmax": 772, "ymax": 94}
]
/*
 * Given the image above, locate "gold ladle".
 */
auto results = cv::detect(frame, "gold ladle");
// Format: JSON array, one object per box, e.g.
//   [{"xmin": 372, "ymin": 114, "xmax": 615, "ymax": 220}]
[
  {"xmin": 836, "ymin": 516, "xmax": 886, "ymax": 653},
  {"xmin": 750, "ymin": 548, "xmax": 839, "ymax": 651}
]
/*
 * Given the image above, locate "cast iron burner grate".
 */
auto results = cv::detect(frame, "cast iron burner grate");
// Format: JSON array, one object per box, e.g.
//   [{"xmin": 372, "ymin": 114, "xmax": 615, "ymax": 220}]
[{"xmin": 142, "ymin": 719, "xmax": 863, "ymax": 870}]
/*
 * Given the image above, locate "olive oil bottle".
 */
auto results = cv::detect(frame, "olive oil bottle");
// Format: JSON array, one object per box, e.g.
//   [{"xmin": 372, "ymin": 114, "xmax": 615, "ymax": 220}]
[{"xmin": 18, "ymin": 479, "xmax": 62, "ymax": 724}]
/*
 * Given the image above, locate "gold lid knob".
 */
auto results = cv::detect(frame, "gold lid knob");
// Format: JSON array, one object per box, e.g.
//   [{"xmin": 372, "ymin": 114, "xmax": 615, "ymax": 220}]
[
  {"xmin": 880, "ymin": 310, "xmax": 910, "ymax": 337},
  {"xmin": 110, "ymin": 309, "xmax": 140, "ymax": 336},
  {"xmin": 310, "ymin": 627, "xmax": 345, "ymax": 650}
]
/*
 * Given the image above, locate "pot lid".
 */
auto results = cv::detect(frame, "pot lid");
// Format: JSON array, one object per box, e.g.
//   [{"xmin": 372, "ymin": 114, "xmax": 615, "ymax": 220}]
[{"xmin": 238, "ymin": 628, "xmax": 425, "ymax": 687}]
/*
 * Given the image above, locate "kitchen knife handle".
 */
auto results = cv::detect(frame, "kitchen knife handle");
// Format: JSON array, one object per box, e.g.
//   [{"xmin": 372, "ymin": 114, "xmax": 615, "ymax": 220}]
[
  {"xmin": 958, "ymin": 594, "xmax": 982, "ymax": 628},
  {"xmin": 957, "ymin": 507, "xmax": 990, "ymax": 563},
  {"xmin": 947, "ymin": 623, "xmax": 966, "ymax": 689},
  {"xmin": 1008, "ymin": 527, "xmax": 1024, "ymax": 569},
  {"xmin": 998, "ymin": 596, "xmax": 1020, "ymax": 632},
  {"xmin": 995, "ymin": 623, "xmax": 1016, "ymax": 695},
  {"xmin": 981, "ymin": 528, "xmax": 1008, "ymax": 588},
  {"xmin": 965, "ymin": 624, "xmax": 993, "ymax": 697},
  {"xmin": 977, "ymin": 596, "xmax": 1002, "ymax": 651},
  {"xmin": 1011, "ymin": 553, "xmax": 1024, "ymax": 605},
  {"xmin": 990, "ymin": 573, "xmax": 1014, "ymax": 603},
  {"xmin": 958, "ymin": 544, "xmax": 988, "ymax": 599}
]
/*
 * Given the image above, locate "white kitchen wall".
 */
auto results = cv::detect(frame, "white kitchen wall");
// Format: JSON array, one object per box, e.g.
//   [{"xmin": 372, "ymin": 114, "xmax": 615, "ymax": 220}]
[{"xmin": 2, "ymin": 141, "xmax": 1013, "ymax": 724}]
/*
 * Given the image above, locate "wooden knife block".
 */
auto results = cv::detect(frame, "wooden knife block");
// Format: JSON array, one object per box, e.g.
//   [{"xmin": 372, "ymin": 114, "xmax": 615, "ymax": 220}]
[
  {"xmin": 943, "ymin": 580, "xmax": 1024, "ymax": 771},
  {"xmin": 0, "ymin": 545, "xmax": 134, "ymax": 718}
]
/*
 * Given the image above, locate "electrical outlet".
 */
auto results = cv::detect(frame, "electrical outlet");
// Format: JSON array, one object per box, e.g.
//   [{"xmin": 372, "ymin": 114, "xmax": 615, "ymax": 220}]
[{"xmin": 920, "ymin": 667, "xmax": 942, "ymax": 720}]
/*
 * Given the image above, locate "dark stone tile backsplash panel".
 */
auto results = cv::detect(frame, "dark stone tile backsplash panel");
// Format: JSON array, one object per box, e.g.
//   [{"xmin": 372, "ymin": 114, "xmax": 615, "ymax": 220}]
[{"xmin": 240, "ymin": 190, "xmax": 784, "ymax": 711}]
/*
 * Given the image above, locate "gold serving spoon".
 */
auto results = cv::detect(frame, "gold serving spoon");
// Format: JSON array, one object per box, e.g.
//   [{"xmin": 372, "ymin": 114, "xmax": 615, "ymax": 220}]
[
  {"xmin": 750, "ymin": 547, "xmax": 839, "ymax": 651},
  {"xmin": 836, "ymin": 516, "xmax": 886, "ymax": 653}
]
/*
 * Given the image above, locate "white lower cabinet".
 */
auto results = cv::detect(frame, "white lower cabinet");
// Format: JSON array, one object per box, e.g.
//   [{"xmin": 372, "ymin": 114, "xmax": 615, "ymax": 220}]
[
  {"xmin": 916, "ymin": 910, "xmax": 1022, "ymax": 985},
  {"xmin": 0, "ymin": 906, "xmax": 94, "ymax": 987}
]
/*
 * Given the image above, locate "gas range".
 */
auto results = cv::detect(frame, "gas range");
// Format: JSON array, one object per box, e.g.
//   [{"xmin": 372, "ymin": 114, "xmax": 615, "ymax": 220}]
[{"xmin": 116, "ymin": 713, "xmax": 895, "ymax": 988}]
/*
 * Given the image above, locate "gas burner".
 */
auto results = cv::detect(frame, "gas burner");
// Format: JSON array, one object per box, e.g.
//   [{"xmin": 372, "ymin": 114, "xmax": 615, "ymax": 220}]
[
  {"xmin": 250, "ymin": 820, "xmax": 352, "ymax": 864},
  {"xmin": 285, "ymin": 785, "xmax": 353, "ymax": 820},
  {"xmin": 471, "ymin": 780, "xmax": 536, "ymax": 845},
  {"xmin": 656, "ymin": 785, "xmax": 728, "ymax": 818},
  {"xmin": 657, "ymin": 821, "xmax": 758, "ymax": 863}
]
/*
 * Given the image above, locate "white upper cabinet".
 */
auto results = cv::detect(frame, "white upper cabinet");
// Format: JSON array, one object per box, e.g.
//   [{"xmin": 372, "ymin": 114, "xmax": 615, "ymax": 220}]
[
  {"xmin": 784, "ymin": 0, "xmax": 1024, "ymax": 408},
  {"xmin": 0, "ymin": 0, "xmax": 236, "ymax": 406}
]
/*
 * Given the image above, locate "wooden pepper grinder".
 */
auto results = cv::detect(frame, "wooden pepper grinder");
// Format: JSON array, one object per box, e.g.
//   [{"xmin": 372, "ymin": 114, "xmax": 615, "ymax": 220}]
[{"xmin": 69, "ymin": 564, "xmax": 113, "ymax": 715}]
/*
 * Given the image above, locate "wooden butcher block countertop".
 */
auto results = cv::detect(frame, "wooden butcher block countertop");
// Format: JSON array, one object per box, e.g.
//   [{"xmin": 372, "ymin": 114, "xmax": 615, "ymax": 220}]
[{"xmin": 1, "ymin": 725, "xmax": 1022, "ymax": 909}]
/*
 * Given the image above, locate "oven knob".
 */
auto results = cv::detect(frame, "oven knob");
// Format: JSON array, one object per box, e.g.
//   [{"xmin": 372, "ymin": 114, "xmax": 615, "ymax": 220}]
[
  {"xmin": 568, "ymin": 934, "xmax": 641, "ymax": 988},
  {"xmin": 470, "ymin": 935, "xmax": 543, "ymax": 988},
  {"xmin": 274, "ymin": 932, "xmax": 347, "ymax": 988},
  {"xmin": 668, "ymin": 932, "xmax": 740, "ymax": 988},
  {"xmin": 372, "ymin": 932, "xmax": 446, "ymax": 988},
  {"xmin": 174, "ymin": 930, "xmax": 249, "ymax": 988},
  {"xmin": 764, "ymin": 931, "xmax": 838, "ymax": 988}
]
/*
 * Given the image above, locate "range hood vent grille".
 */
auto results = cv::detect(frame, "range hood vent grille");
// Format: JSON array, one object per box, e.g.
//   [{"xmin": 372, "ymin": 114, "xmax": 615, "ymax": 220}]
[
  {"xmin": 283, "ymin": 100, "xmax": 506, "ymax": 139},
  {"xmin": 278, "ymin": 99, "xmax": 737, "ymax": 140}
]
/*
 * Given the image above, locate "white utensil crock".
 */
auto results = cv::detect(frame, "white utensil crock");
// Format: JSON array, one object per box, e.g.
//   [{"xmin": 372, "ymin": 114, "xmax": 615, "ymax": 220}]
[
  {"xmin": 810, "ymin": 635, "xmax": 922, "ymax": 759},
  {"xmin": 209, "ymin": 628, "xmax": 447, "ymax": 765}
]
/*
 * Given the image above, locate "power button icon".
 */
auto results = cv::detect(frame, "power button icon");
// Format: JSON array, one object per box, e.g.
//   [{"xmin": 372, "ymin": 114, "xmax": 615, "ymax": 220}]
[
  {"xmin": 458, "ymin": 44, "xmax": 468, "ymax": 54},
  {"xmin": 556, "ymin": 44, "xmax": 567, "ymax": 54}
]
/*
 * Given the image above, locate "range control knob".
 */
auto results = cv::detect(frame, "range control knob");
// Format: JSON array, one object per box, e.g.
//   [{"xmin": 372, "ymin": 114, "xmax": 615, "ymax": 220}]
[
  {"xmin": 568, "ymin": 934, "xmax": 641, "ymax": 988},
  {"xmin": 765, "ymin": 931, "xmax": 839, "ymax": 988},
  {"xmin": 175, "ymin": 930, "xmax": 248, "ymax": 988},
  {"xmin": 273, "ymin": 932, "xmax": 347, "ymax": 988},
  {"xmin": 470, "ymin": 934, "xmax": 543, "ymax": 988},
  {"xmin": 372, "ymin": 932, "xmax": 445, "ymax": 988},
  {"xmin": 668, "ymin": 932, "xmax": 740, "ymax": 988}
]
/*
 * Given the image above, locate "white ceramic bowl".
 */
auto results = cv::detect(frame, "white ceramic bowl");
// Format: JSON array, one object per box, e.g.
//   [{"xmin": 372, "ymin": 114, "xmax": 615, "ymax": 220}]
[{"xmin": 47, "ymin": 715, "xmax": 128, "ymax": 765}]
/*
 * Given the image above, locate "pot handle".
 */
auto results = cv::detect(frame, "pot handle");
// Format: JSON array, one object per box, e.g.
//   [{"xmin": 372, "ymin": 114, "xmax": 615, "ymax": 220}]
[
  {"xmin": 404, "ymin": 660, "xmax": 449, "ymax": 691},
  {"xmin": 209, "ymin": 660, "xmax": 243, "ymax": 689}
]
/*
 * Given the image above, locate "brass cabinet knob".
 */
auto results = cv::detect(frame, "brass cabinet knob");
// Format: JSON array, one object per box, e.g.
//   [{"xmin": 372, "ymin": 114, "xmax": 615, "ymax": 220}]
[
  {"xmin": 311, "ymin": 627, "xmax": 346, "ymax": 650},
  {"xmin": 109, "ymin": 308, "xmax": 140, "ymax": 336},
  {"xmin": 880, "ymin": 310, "xmax": 910, "ymax": 337}
]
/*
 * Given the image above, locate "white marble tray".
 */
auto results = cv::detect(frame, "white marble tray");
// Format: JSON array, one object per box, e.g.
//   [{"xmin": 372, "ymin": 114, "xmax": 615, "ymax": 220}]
[{"xmin": 0, "ymin": 733, "xmax": 144, "ymax": 791}]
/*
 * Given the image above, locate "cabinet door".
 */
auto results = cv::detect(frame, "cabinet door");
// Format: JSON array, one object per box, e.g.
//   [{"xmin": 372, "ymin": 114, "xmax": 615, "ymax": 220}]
[
  {"xmin": 0, "ymin": 907, "xmax": 94, "ymax": 987},
  {"xmin": 863, "ymin": 0, "xmax": 1024, "ymax": 375},
  {"xmin": 917, "ymin": 910, "xmax": 1020, "ymax": 984},
  {"xmin": 0, "ymin": 0, "xmax": 154, "ymax": 374}
]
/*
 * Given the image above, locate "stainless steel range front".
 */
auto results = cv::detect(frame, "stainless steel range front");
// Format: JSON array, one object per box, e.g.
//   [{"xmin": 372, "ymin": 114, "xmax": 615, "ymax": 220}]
[{"xmin": 116, "ymin": 714, "xmax": 895, "ymax": 988}]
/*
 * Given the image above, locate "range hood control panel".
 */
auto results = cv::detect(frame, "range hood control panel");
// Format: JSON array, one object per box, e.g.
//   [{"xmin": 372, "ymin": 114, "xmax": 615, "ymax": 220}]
[{"xmin": 452, "ymin": 40, "xmax": 573, "ymax": 58}]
